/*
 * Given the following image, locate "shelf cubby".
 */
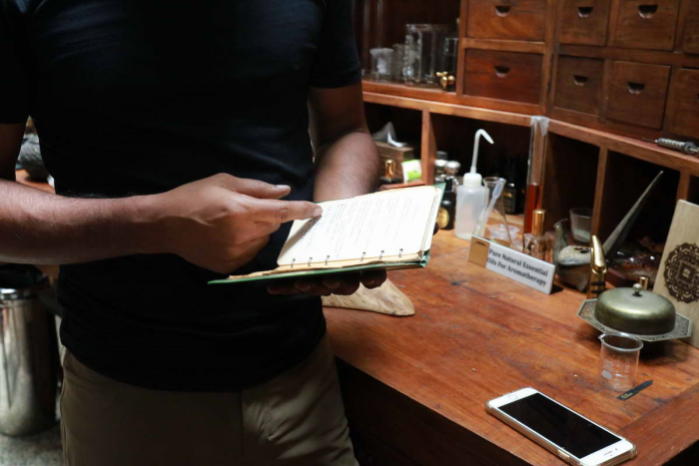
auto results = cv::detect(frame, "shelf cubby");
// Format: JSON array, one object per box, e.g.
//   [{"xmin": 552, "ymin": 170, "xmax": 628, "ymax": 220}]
[
  {"xmin": 687, "ymin": 176, "xmax": 699, "ymax": 205},
  {"xmin": 364, "ymin": 103, "xmax": 423, "ymax": 148},
  {"xmin": 598, "ymin": 152, "xmax": 681, "ymax": 245},
  {"xmin": 429, "ymin": 113, "xmax": 530, "ymax": 177},
  {"xmin": 541, "ymin": 134, "xmax": 600, "ymax": 232}
]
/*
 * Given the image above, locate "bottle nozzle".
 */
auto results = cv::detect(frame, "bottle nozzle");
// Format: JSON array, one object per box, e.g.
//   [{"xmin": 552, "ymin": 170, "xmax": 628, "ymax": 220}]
[{"xmin": 471, "ymin": 129, "xmax": 494, "ymax": 174}]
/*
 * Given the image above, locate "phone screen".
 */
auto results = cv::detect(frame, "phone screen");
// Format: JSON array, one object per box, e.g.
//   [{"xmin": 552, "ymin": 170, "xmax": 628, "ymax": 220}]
[{"xmin": 500, "ymin": 393, "xmax": 621, "ymax": 459}]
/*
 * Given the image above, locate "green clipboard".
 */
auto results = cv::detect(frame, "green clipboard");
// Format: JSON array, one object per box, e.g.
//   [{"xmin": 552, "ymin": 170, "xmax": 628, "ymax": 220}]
[
  {"xmin": 209, "ymin": 183, "xmax": 443, "ymax": 285},
  {"xmin": 209, "ymin": 251, "xmax": 430, "ymax": 285}
]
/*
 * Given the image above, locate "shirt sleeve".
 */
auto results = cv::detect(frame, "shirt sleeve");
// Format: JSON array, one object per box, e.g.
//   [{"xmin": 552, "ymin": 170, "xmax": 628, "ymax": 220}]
[
  {"xmin": 309, "ymin": 0, "xmax": 362, "ymax": 89},
  {"xmin": 0, "ymin": 5, "xmax": 29, "ymax": 124}
]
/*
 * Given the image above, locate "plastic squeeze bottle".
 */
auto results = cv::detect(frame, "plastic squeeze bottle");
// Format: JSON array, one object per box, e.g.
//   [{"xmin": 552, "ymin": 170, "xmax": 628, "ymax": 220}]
[{"xmin": 455, "ymin": 129, "xmax": 494, "ymax": 240}]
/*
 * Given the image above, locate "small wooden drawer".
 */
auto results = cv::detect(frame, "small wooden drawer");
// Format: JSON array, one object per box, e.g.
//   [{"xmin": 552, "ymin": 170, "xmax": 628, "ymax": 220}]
[
  {"xmin": 607, "ymin": 61, "xmax": 670, "ymax": 129},
  {"xmin": 666, "ymin": 69, "xmax": 699, "ymax": 137},
  {"xmin": 682, "ymin": 6, "xmax": 699, "ymax": 54},
  {"xmin": 558, "ymin": 0, "xmax": 610, "ymax": 45},
  {"xmin": 464, "ymin": 50, "xmax": 542, "ymax": 104},
  {"xmin": 613, "ymin": 0, "xmax": 680, "ymax": 51},
  {"xmin": 554, "ymin": 56, "xmax": 605, "ymax": 115},
  {"xmin": 467, "ymin": 0, "xmax": 547, "ymax": 41}
]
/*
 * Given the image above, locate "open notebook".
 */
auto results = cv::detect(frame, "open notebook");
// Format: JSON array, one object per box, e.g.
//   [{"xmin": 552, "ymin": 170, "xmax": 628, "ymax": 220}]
[{"xmin": 210, "ymin": 184, "xmax": 443, "ymax": 285}]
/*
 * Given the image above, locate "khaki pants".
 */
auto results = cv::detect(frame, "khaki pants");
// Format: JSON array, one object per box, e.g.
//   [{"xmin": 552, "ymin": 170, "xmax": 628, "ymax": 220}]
[{"xmin": 60, "ymin": 337, "xmax": 358, "ymax": 466}]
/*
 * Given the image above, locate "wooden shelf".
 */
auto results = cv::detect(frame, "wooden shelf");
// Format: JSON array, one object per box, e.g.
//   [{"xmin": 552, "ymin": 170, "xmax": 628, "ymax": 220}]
[
  {"xmin": 363, "ymin": 82, "xmax": 534, "ymax": 127},
  {"xmin": 363, "ymin": 80, "xmax": 460, "ymax": 105},
  {"xmin": 548, "ymin": 120, "xmax": 699, "ymax": 176},
  {"xmin": 359, "ymin": 0, "xmax": 699, "ymax": 243}
]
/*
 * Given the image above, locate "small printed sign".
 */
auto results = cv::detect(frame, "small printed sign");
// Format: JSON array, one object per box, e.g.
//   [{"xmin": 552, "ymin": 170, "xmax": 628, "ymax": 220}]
[{"xmin": 468, "ymin": 236, "xmax": 556, "ymax": 294}]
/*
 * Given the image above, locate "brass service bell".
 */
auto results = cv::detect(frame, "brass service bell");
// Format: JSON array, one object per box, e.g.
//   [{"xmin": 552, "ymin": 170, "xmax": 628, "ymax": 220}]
[{"xmin": 594, "ymin": 283, "xmax": 676, "ymax": 335}]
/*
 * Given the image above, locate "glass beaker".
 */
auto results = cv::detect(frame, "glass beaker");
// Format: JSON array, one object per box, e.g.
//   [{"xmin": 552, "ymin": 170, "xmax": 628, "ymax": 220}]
[
  {"xmin": 405, "ymin": 24, "xmax": 450, "ymax": 85},
  {"xmin": 392, "ymin": 44, "xmax": 406, "ymax": 81},
  {"xmin": 570, "ymin": 207, "xmax": 592, "ymax": 244},
  {"xmin": 482, "ymin": 176, "xmax": 515, "ymax": 247},
  {"xmin": 402, "ymin": 34, "xmax": 420, "ymax": 85},
  {"xmin": 370, "ymin": 48, "xmax": 394, "ymax": 82},
  {"xmin": 598, "ymin": 333, "xmax": 643, "ymax": 391},
  {"xmin": 439, "ymin": 36, "xmax": 459, "ymax": 75}
]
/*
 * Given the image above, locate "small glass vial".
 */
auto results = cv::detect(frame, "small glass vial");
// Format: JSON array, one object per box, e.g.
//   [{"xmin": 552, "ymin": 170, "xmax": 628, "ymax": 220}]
[
  {"xmin": 370, "ymin": 48, "xmax": 394, "ymax": 82},
  {"xmin": 524, "ymin": 209, "xmax": 551, "ymax": 262},
  {"xmin": 445, "ymin": 160, "xmax": 461, "ymax": 186},
  {"xmin": 380, "ymin": 159, "xmax": 403, "ymax": 186},
  {"xmin": 438, "ymin": 177, "xmax": 456, "ymax": 230},
  {"xmin": 434, "ymin": 159, "xmax": 448, "ymax": 183}
]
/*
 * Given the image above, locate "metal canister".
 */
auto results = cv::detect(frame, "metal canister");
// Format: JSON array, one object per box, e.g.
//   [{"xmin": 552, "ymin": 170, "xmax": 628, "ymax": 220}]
[
  {"xmin": 434, "ymin": 159, "xmax": 448, "ymax": 183},
  {"xmin": 0, "ymin": 265, "xmax": 58, "ymax": 436}
]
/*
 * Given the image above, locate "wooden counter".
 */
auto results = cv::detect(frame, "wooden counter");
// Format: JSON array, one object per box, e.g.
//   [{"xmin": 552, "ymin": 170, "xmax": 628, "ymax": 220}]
[
  {"xmin": 13, "ymin": 170, "xmax": 698, "ymax": 463},
  {"xmin": 324, "ymin": 233, "xmax": 699, "ymax": 465}
]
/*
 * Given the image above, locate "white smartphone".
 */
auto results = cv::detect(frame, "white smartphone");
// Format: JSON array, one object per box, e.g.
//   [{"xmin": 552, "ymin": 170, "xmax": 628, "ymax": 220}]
[{"xmin": 486, "ymin": 388, "xmax": 636, "ymax": 466}]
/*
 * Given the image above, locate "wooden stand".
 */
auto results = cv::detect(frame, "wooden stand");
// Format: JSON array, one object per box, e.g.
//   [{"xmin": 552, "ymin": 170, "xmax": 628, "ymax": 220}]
[{"xmin": 356, "ymin": 0, "xmax": 699, "ymax": 240}]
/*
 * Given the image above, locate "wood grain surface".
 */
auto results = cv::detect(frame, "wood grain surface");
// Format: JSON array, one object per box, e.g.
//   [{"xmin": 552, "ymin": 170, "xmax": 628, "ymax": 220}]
[
  {"xmin": 464, "ymin": 50, "xmax": 543, "ymax": 104},
  {"xmin": 606, "ymin": 61, "xmax": 671, "ymax": 130},
  {"xmin": 325, "ymin": 232, "xmax": 699, "ymax": 465},
  {"xmin": 612, "ymin": 0, "xmax": 681, "ymax": 51},
  {"xmin": 553, "ymin": 56, "xmax": 605, "ymax": 116},
  {"xmin": 557, "ymin": 0, "xmax": 611, "ymax": 46},
  {"xmin": 665, "ymin": 68, "xmax": 699, "ymax": 139},
  {"xmin": 467, "ymin": 0, "xmax": 547, "ymax": 42}
]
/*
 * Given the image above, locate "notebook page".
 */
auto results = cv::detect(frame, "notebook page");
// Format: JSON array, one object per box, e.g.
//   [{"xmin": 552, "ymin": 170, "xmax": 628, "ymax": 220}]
[{"xmin": 277, "ymin": 187, "xmax": 437, "ymax": 267}]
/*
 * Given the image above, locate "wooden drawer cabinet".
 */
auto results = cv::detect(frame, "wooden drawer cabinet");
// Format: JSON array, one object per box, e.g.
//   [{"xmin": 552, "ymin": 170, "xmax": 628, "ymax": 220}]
[
  {"xmin": 558, "ymin": 0, "xmax": 610, "ymax": 45},
  {"xmin": 683, "ymin": 4, "xmax": 699, "ymax": 54},
  {"xmin": 467, "ymin": 0, "xmax": 547, "ymax": 41},
  {"xmin": 554, "ymin": 56, "xmax": 605, "ymax": 115},
  {"xmin": 464, "ymin": 50, "xmax": 543, "ymax": 104},
  {"xmin": 613, "ymin": 0, "xmax": 681, "ymax": 51},
  {"xmin": 607, "ymin": 61, "xmax": 671, "ymax": 129},
  {"xmin": 666, "ymin": 68, "xmax": 699, "ymax": 137}
]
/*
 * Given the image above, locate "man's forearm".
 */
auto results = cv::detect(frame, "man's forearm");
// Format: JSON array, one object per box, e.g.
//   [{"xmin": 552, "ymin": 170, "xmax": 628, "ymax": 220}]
[
  {"xmin": 0, "ymin": 180, "xmax": 158, "ymax": 264},
  {"xmin": 313, "ymin": 130, "xmax": 380, "ymax": 202}
]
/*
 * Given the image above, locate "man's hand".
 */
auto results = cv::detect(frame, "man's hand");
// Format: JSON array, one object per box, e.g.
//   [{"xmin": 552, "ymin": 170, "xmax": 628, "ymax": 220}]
[
  {"xmin": 150, "ymin": 174, "xmax": 321, "ymax": 274},
  {"xmin": 267, "ymin": 270, "xmax": 387, "ymax": 296}
]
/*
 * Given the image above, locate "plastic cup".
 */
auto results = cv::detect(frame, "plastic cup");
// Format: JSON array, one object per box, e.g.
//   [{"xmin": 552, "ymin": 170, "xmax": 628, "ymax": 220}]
[
  {"xmin": 570, "ymin": 208, "xmax": 592, "ymax": 244},
  {"xmin": 598, "ymin": 333, "xmax": 643, "ymax": 391}
]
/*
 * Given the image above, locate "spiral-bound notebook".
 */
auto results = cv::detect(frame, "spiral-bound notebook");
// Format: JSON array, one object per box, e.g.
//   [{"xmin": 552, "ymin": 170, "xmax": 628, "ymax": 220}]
[{"xmin": 210, "ymin": 184, "xmax": 443, "ymax": 285}]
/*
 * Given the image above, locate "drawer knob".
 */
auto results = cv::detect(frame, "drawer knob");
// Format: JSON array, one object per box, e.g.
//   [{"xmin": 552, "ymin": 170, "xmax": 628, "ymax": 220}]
[
  {"xmin": 638, "ymin": 5, "xmax": 658, "ymax": 19},
  {"xmin": 578, "ymin": 7, "xmax": 594, "ymax": 18},
  {"xmin": 573, "ymin": 75, "xmax": 589, "ymax": 87},
  {"xmin": 495, "ymin": 6, "xmax": 511, "ymax": 17},
  {"xmin": 628, "ymin": 82, "xmax": 645, "ymax": 94},
  {"xmin": 494, "ymin": 66, "xmax": 510, "ymax": 77}
]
